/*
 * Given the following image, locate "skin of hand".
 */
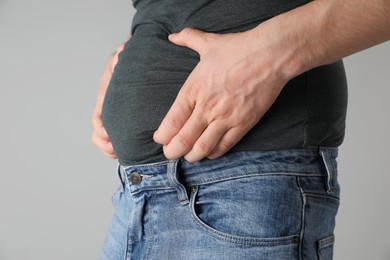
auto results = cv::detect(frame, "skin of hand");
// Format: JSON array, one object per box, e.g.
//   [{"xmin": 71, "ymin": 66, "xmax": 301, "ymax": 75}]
[
  {"xmin": 91, "ymin": 43, "xmax": 125, "ymax": 159},
  {"xmin": 153, "ymin": 29, "xmax": 288, "ymax": 163},
  {"xmin": 153, "ymin": 0, "xmax": 390, "ymax": 163}
]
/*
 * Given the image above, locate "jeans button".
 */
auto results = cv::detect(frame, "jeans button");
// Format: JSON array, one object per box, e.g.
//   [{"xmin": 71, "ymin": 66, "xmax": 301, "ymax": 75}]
[{"xmin": 129, "ymin": 172, "xmax": 142, "ymax": 185}]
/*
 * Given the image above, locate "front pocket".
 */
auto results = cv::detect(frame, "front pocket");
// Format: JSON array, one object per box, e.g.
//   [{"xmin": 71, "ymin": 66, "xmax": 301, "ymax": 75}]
[
  {"xmin": 189, "ymin": 175, "xmax": 302, "ymax": 246},
  {"xmin": 317, "ymin": 235, "xmax": 335, "ymax": 260}
]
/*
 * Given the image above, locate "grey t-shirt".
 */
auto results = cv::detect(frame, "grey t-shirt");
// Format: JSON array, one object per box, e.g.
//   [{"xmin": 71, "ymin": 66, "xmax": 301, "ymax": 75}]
[{"xmin": 102, "ymin": 0, "xmax": 348, "ymax": 166}]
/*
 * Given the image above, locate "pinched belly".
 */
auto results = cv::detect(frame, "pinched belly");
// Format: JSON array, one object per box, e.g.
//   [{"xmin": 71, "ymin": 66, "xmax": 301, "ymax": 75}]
[{"xmin": 101, "ymin": 33, "xmax": 199, "ymax": 165}]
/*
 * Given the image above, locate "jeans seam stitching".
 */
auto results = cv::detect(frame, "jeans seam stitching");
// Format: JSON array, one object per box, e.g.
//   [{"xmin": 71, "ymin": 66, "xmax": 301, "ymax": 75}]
[
  {"xmin": 130, "ymin": 186, "xmax": 175, "ymax": 194},
  {"xmin": 188, "ymin": 171, "xmax": 324, "ymax": 186},
  {"xmin": 297, "ymin": 176, "xmax": 306, "ymax": 260},
  {"xmin": 305, "ymin": 192, "xmax": 340, "ymax": 203},
  {"xmin": 145, "ymin": 191, "xmax": 157, "ymax": 260}
]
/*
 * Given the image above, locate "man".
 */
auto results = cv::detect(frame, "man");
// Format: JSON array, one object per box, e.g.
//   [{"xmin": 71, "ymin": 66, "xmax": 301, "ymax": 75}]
[{"xmin": 92, "ymin": 0, "xmax": 390, "ymax": 259}]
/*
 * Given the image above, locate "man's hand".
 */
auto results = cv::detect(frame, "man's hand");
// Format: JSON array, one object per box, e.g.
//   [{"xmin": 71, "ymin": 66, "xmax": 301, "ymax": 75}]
[
  {"xmin": 153, "ymin": 0, "xmax": 390, "ymax": 163},
  {"xmin": 91, "ymin": 43, "xmax": 125, "ymax": 159},
  {"xmin": 153, "ymin": 28, "xmax": 288, "ymax": 163}
]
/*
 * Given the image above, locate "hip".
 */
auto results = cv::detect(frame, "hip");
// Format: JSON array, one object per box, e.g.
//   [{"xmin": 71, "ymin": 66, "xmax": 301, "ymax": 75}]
[{"xmin": 101, "ymin": 148, "xmax": 340, "ymax": 260}]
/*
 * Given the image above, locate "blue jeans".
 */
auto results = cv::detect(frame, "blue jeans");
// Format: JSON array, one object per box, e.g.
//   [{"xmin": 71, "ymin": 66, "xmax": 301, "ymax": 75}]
[{"xmin": 100, "ymin": 148, "xmax": 340, "ymax": 260}]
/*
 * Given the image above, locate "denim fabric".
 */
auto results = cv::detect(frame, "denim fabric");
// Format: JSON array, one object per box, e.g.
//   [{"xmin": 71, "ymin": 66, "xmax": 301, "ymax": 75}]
[{"xmin": 100, "ymin": 148, "xmax": 340, "ymax": 260}]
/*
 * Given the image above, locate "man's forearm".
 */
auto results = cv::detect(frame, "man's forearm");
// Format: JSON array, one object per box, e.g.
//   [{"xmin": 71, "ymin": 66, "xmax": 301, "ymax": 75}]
[{"xmin": 254, "ymin": 0, "xmax": 390, "ymax": 79}]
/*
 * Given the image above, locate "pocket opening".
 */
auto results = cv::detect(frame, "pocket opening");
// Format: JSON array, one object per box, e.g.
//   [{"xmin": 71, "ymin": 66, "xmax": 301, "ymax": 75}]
[
  {"xmin": 188, "ymin": 177, "xmax": 302, "ymax": 246},
  {"xmin": 317, "ymin": 235, "xmax": 335, "ymax": 260}
]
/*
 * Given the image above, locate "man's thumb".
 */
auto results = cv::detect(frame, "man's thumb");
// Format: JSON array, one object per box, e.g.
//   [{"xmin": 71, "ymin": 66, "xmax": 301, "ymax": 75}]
[{"xmin": 168, "ymin": 28, "xmax": 210, "ymax": 55}]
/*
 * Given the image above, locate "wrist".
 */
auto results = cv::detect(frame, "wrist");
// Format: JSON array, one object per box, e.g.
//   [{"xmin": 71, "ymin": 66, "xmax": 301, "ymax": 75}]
[
  {"xmin": 250, "ymin": 1, "xmax": 333, "ymax": 81},
  {"xmin": 252, "ymin": 21, "xmax": 312, "ymax": 82}
]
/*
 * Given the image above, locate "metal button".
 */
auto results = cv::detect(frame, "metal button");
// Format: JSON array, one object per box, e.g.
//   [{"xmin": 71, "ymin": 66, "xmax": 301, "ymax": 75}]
[{"xmin": 129, "ymin": 172, "xmax": 142, "ymax": 185}]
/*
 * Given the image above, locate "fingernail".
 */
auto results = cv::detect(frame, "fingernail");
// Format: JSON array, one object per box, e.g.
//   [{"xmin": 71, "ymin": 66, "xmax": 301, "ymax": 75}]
[
  {"xmin": 168, "ymin": 33, "xmax": 178, "ymax": 40},
  {"xmin": 153, "ymin": 130, "xmax": 163, "ymax": 144}
]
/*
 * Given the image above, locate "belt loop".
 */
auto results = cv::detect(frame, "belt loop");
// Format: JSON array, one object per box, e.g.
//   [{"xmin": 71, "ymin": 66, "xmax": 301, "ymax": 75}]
[
  {"xmin": 117, "ymin": 163, "xmax": 126, "ymax": 192},
  {"xmin": 319, "ymin": 147, "xmax": 338, "ymax": 194},
  {"xmin": 167, "ymin": 159, "xmax": 189, "ymax": 205}
]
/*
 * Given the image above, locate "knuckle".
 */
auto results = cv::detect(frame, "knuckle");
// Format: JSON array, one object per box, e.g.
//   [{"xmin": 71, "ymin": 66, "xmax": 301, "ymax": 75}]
[
  {"xmin": 181, "ymin": 27, "xmax": 195, "ymax": 37},
  {"xmin": 181, "ymin": 82, "xmax": 200, "ymax": 101},
  {"xmin": 196, "ymin": 140, "xmax": 212, "ymax": 154},
  {"xmin": 175, "ymin": 134, "xmax": 190, "ymax": 148},
  {"xmin": 218, "ymin": 139, "xmax": 234, "ymax": 151},
  {"xmin": 108, "ymin": 143, "xmax": 115, "ymax": 152},
  {"xmin": 212, "ymin": 107, "xmax": 232, "ymax": 121},
  {"xmin": 226, "ymin": 69, "xmax": 241, "ymax": 84},
  {"xmin": 199, "ymin": 98, "xmax": 218, "ymax": 113},
  {"xmin": 166, "ymin": 116, "xmax": 182, "ymax": 131},
  {"xmin": 98, "ymin": 127, "xmax": 109, "ymax": 139}
]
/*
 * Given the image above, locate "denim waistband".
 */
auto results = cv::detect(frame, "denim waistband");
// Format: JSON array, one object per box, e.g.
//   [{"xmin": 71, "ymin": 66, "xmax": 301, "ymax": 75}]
[{"xmin": 116, "ymin": 147, "xmax": 338, "ymax": 203}]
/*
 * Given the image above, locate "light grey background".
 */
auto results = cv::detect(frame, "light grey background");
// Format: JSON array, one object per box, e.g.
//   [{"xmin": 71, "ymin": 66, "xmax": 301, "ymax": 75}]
[{"xmin": 0, "ymin": 1, "xmax": 389, "ymax": 259}]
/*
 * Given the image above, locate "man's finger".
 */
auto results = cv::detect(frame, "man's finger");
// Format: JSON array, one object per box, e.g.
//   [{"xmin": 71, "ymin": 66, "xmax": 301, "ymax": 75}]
[
  {"xmin": 207, "ymin": 127, "xmax": 248, "ymax": 160},
  {"xmin": 96, "ymin": 126, "xmax": 110, "ymax": 141},
  {"xmin": 92, "ymin": 112, "xmax": 110, "ymax": 140},
  {"xmin": 91, "ymin": 132, "xmax": 116, "ymax": 156},
  {"xmin": 183, "ymin": 121, "xmax": 227, "ymax": 163},
  {"xmin": 168, "ymin": 27, "xmax": 212, "ymax": 55},
  {"xmin": 102, "ymin": 151, "xmax": 118, "ymax": 159},
  {"xmin": 153, "ymin": 84, "xmax": 196, "ymax": 145},
  {"xmin": 162, "ymin": 109, "xmax": 208, "ymax": 159}
]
